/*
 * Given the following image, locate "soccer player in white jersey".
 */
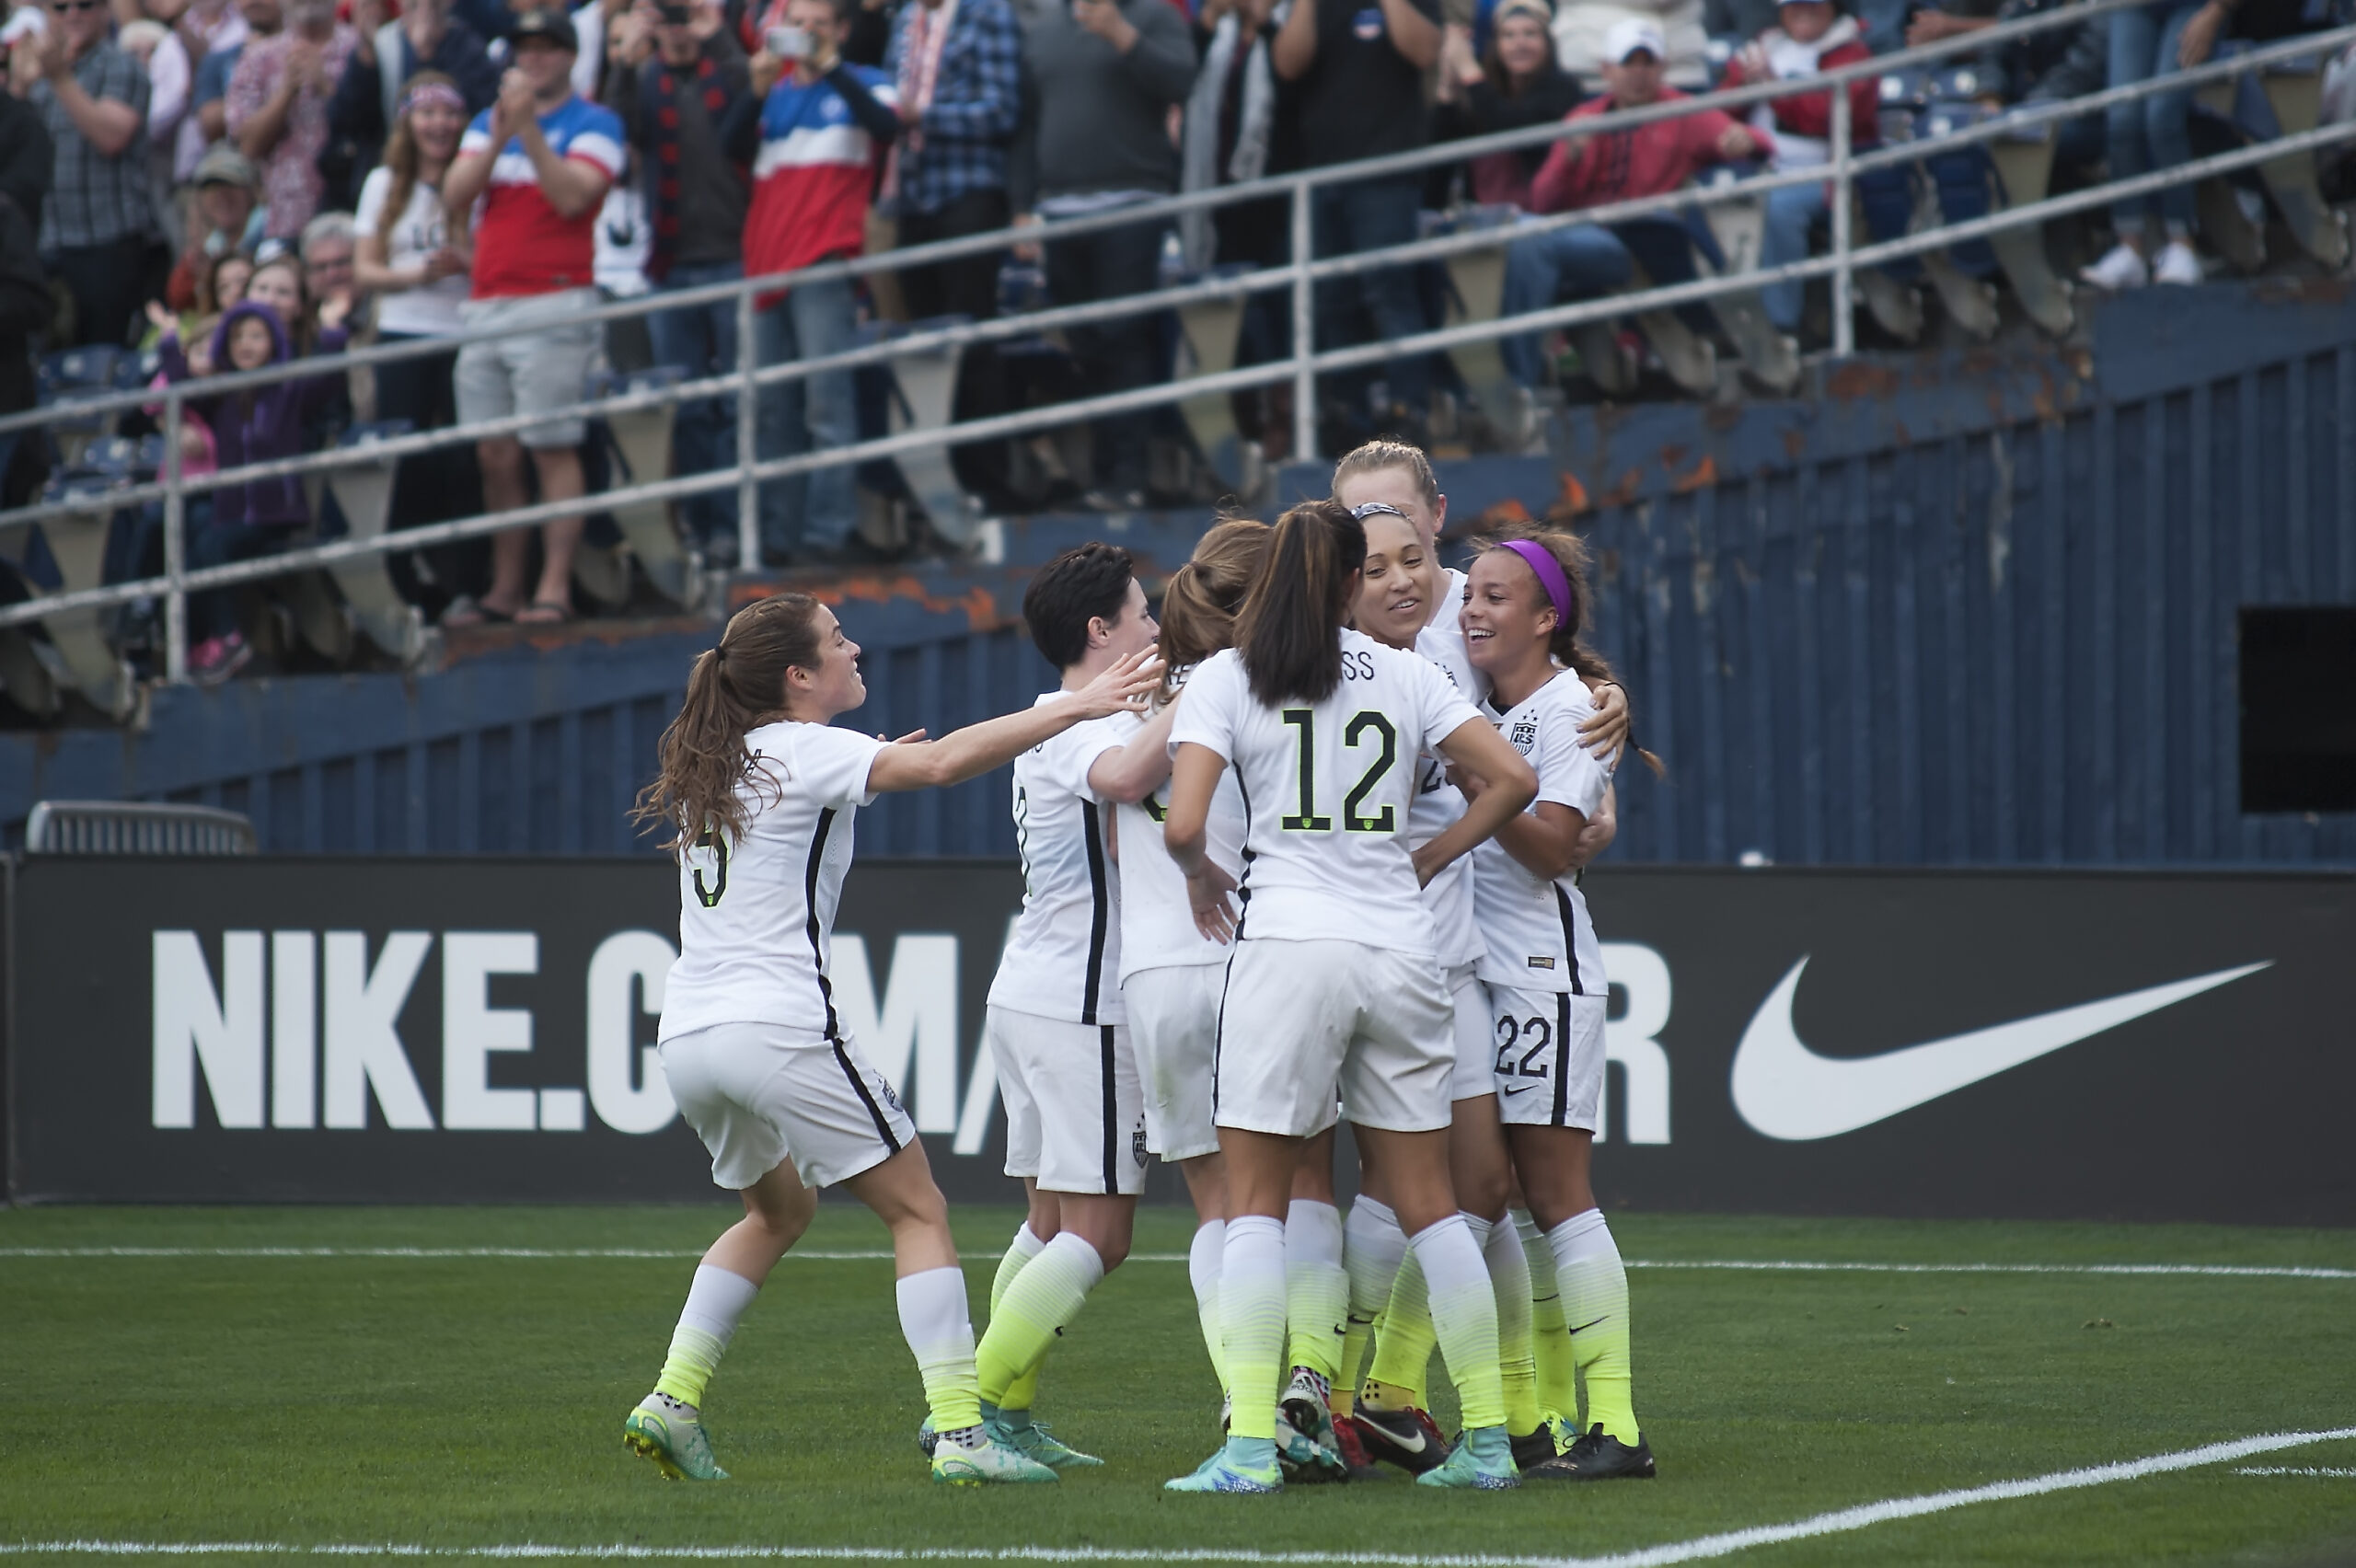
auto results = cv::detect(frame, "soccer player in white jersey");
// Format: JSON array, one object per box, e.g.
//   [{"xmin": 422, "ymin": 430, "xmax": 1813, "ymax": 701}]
[
  {"xmin": 969, "ymin": 543, "xmax": 1184, "ymax": 1470},
  {"xmin": 1461, "ymin": 526, "xmax": 1657, "ymax": 1482},
  {"xmin": 1338, "ymin": 502, "xmax": 1561, "ymax": 1475},
  {"xmin": 1113, "ymin": 521, "xmax": 1269, "ymax": 1435},
  {"xmin": 620, "ymin": 593, "xmax": 1157, "ymax": 1488},
  {"xmin": 1330, "ymin": 441, "xmax": 1630, "ymax": 1458},
  {"xmin": 1161, "ymin": 500, "xmax": 1540, "ymax": 1493}
]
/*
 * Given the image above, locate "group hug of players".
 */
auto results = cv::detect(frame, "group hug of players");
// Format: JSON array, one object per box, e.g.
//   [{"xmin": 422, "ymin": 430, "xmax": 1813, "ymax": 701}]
[{"xmin": 620, "ymin": 439, "xmax": 1655, "ymax": 1493}]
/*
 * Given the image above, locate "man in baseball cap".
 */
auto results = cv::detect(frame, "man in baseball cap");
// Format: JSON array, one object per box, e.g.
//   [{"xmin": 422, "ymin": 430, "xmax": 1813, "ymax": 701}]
[
  {"xmin": 162, "ymin": 144, "xmax": 267, "ymax": 313},
  {"xmin": 1496, "ymin": 6, "xmax": 1767, "ymax": 393},
  {"xmin": 506, "ymin": 6, "xmax": 579, "ymax": 51}
]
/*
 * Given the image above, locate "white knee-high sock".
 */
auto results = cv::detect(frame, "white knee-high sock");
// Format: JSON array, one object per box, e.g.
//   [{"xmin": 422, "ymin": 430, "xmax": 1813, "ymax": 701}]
[
  {"xmin": 653, "ymin": 1263, "xmax": 759, "ymax": 1409},
  {"xmin": 1188, "ymin": 1218, "xmax": 1230, "ymax": 1397},
  {"xmin": 1481, "ymin": 1215, "xmax": 1538, "ymax": 1435},
  {"xmin": 1547, "ymin": 1207, "xmax": 1639, "ymax": 1444},
  {"xmin": 1410, "ymin": 1214, "xmax": 1505, "ymax": 1433},
  {"xmin": 1339, "ymin": 1195, "xmax": 1407, "ymax": 1412},
  {"xmin": 1219, "ymin": 1214, "xmax": 1288, "ymax": 1441},
  {"xmin": 975, "ymin": 1232, "xmax": 1103, "ymax": 1410},
  {"xmin": 1284, "ymin": 1198, "xmax": 1347, "ymax": 1385},
  {"xmin": 895, "ymin": 1265, "xmax": 983, "ymax": 1435}
]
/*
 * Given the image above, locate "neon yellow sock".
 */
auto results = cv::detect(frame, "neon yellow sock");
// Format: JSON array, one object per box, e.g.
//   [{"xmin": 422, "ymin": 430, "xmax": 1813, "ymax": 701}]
[
  {"xmin": 1550, "ymin": 1210, "xmax": 1639, "ymax": 1445},
  {"xmin": 976, "ymin": 1233, "xmax": 1102, "ymax": 1408},
  {"xmin": 1519, "ymin": 1209, "xmax": 1576, "ymax": 1420},
  {"xmin": 896, "ymin": 1267, "xmax": 982, "ymax": 1435},
  {"xmin": 1220, "ymin": 1216, "xmax": 1288, "ymax": 1440},
  {"xmin": 1332, "ymin": 1316, "xmax": 1372, "ymax": 1416},
  {"xmin": 1364, "ymin": 1242, "xmax": 1435, "ymax": 1408},
  {"xmin": 1417, "ymin": 1216, "xmax": 1505, "ymax": 1434},
  {"xmin": 653, "ymin": 1325, "xmax": 725, "ymax": 1409}
]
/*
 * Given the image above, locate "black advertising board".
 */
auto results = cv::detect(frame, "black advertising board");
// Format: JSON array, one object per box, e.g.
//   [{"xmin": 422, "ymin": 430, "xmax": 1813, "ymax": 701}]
[{"xmin": 5, "ymin": 859, "xmax": 2350, "ymax": 1223}]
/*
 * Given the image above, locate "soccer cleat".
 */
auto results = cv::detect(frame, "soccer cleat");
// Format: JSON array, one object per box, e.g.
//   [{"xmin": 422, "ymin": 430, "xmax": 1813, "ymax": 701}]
[
  {"xmin": 624, "ymin": 1395, "xmax": 728, "ymax": 1482},
  {"xmin": 1349, "ymin": 1402, "xmax": 1448, "ymax": 1474},
  {"xmin": 987, "ymin": 1413, "xmax": 1103, "ymax": 1469},
  {"xmin": 1526, "ymin": 1424, "xmax": 1657, "ymax": 1482},
  {"xmin": 916, "ymin": 1414, "xmax": 940, "ymax": 1458},
  {"xmin": 1416, "ymin": 1424, "xmax": 1519, "ymax": 1490},
  {"xmin": 1275, "ymin": 1368, "xmax": 1346, "ymax": 1482},
  {"xmin": 1510, "ymin": 1425, "xmax": 1559, "ymax": 1471},
  {"xmin": 930, "ymin": 1427, "xmax": 1059, "ymax": 1485},
  {"xmin": 1164, "ymin": 1440, "xmax": 1284, "ymax": 1494},
  {"xmin": 1541, "ymin": 1409, "xmax": 1576, "ymax": 1454},
  {"xmin": 1328, "ymin": 1412, "xmax": 1385, "ymax": 1482}
]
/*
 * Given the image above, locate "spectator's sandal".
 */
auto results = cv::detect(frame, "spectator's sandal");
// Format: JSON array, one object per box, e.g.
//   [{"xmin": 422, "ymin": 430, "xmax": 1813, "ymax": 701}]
[
  {"xmin": 441, "ymin": 595, "xmax": 514, "ymax": 628},
  {"xmin": 514, "ymin": 600, "xmax": 575, "ymax": 625}
]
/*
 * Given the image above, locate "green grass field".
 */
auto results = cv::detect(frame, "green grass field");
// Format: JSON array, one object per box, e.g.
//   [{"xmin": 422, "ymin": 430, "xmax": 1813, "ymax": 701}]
[{"xmin": 4, "ymin": 1203, "xmax": 2354, "ymax": 1567}]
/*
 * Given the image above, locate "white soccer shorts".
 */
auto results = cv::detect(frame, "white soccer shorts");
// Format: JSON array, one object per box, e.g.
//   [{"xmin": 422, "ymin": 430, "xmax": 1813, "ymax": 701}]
[
  {"xmin": 1446, "ymin": 963, "xmax": 1496, "ymax": 1103},
  {"xmin": 659, "ymin": 1020, "xmax": 916, "ymax": 1192},
  {"xmin": 1215, "ymin": 937, "xmax": 1453, "ymax": 1138},
  {"xmin": 1489, "ymin": 986, "xmax": 1609, "ymax": 1130},
  {"xmin": 987, "ymin": 1006, "xmax": 1149, "ymax": 1196},
  {"xmin": 1123, "ymin": 963, "xmax": 1226, "ymax": 1163}
]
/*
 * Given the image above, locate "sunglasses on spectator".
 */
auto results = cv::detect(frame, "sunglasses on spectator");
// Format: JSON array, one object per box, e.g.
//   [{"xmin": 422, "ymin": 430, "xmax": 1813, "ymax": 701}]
[{"xmin": 50, "ymin": 3, "xmax": 106, "ymax": 15}]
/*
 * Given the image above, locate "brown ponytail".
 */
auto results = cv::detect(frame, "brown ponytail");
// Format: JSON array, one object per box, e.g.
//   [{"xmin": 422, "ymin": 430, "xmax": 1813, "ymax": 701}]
[
  {"xmin": 1234, "ymin": 499, "xmax": 1368, "ymax": 706},
  {"xmin": 1476, "ymin": 525, "xmax": 1664, "ymax": 778},
  {"xmin": 629, "ymin": 594, "xmax": 828, "ymax": 852},
  {"xmin": 1156, "ymin": 516, "xmax": 1270, "ymax": 704}
]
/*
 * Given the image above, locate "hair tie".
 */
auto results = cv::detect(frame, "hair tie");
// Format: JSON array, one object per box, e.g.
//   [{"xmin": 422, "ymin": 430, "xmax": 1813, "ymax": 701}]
[{"xmin": 1496, "ymin": 538, "xmax": 1573, "ymax": 630}]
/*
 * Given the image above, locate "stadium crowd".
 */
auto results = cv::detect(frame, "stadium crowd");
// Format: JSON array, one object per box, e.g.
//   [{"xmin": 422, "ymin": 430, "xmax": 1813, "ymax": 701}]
[{"xmin": 0, "ymin": 0, "xmax": 2349, "ymax": 683}]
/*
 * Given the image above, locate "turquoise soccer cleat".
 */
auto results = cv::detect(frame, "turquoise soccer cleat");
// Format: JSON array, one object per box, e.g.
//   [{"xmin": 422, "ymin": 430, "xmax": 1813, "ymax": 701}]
[
  {"xmin": 624, "ymin": 1395, "xmax": 728, "ymax": 1482},
  {"xmin": 1164, "ymin": 1437, "xmax": 1284, "ymax": 1494},
  {"xmin": 1415, "ymin": 1424, "xmax": 1520, "ymax": 1490}
]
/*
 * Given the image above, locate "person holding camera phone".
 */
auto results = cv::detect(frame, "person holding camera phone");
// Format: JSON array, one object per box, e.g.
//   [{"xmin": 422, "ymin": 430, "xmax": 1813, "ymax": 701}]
[
  {"xmin": 715, "ymin": 0, "xmax": 898, "ymax": 565},
  {"xmin": 612, "ymin": 0, "xmax": 755, "ymax": 558}
]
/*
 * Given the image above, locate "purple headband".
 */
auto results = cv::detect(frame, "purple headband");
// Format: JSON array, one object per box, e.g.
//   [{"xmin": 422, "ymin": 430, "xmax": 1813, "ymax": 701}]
[
  {"xmin": 400, "ymin": 80, "xmax": 467, "ymax": 118},
  {"xmin": 1496, "ymin": 538, "xmax": 1573, "ymax": 629}
]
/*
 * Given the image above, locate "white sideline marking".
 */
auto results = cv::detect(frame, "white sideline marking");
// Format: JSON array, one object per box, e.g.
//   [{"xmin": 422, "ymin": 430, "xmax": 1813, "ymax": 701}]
[
  {"xmin": 2235, "ymin": 1466, "xmax": 2356, "ymax": 1477},
  {"xmin": 3, "ymin": 1248, "xmax": 2352, "ymax": 1279},
  {"xmin": 6, "ymin": 1428, "xmax": 2355, "ymax": 1566}
]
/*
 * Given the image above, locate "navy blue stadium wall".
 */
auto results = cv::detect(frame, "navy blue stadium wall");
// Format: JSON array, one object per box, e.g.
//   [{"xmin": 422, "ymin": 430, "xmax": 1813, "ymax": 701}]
[{"xmin": 5, "ymin": 278, "xmax": 2352, "ymax": 865}]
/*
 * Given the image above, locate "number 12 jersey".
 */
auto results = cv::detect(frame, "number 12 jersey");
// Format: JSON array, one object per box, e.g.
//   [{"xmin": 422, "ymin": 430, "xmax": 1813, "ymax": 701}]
[{"xmin": 1169, "ymin": 630, "xmax": 1480, "ymax": 955}]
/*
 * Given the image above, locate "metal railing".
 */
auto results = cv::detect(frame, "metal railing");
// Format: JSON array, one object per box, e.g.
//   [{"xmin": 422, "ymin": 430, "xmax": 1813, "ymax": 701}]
[{"xmin": 4, "ymin": 0, "xmax": 2351, "ymax": 690}]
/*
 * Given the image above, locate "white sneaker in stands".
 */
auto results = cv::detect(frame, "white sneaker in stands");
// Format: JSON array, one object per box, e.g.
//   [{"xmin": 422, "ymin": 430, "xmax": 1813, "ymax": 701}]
[
  {"xmin": 2079, "ymin": 243, "xmax": 2150, "ymax": 291},
  {"xmin": 2153, "ymin": 240, "xmax": 2203, "ymax": 285}
]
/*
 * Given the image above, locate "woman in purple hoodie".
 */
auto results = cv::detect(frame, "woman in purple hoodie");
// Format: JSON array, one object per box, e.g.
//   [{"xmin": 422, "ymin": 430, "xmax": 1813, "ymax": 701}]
[{"xmin": 150, "ymin": 295, "xmax": 352, "ymax": 683}]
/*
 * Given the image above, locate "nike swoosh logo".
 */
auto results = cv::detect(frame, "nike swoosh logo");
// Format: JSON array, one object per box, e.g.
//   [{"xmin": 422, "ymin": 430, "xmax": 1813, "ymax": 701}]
[
  {"xmin": 1730, "ymin": 956, "xmax": 2271, "ymax": 1141},
  {"xmin": 1568, "ymin": 1316, "xmax": 1608, "ymax": 1335},
  {"xmin": 1502, "ymin": 1082, "xmax": 1541, "ymax": 1097}
]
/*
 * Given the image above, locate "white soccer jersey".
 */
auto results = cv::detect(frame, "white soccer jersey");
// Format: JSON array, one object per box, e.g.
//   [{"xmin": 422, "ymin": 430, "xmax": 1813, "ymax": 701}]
[
  {"xmin": 658, "ymin": 721, "xmax": 887, "ymax": 1044},
  {"xmin": 1170, "ymin": 631, "xmax": 1481, "ymax": 955},
  {"xmin": 1404, "ymin": 623, "xmax": 1481, "ymax": 971},
  {"xmin": 1472, "ymin": 671, "xmax": 1611, "ymax": 996},
  {"xmin": 986, "ymin": 701, "xmax": 1139, "ymax": 1025},
  {"xmin": 1423, "ymin": 566, "xmax": 1474, "ymax": 688},
  {"xmin": 1118, "ymin": 676, "xmax": 1247, "ymax": 980}
]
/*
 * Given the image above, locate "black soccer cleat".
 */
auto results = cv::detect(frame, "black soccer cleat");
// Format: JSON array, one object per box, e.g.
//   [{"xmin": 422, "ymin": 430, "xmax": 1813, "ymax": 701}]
[
  {"xmin": 1329, "ymin": 1412, "xmax": 1386, "ymax": 1482},
  {"xmin": 1509, "ymin": 1424, "xmax": 1559, "ymax": 1472},
  {"xmin": 1525, "ymin": 1423, "xmax": 1656, "ymax": 1481},
  {"xmin": 1348, "ymin": 1404, "xmax": 1448, "ymax": 1475}
]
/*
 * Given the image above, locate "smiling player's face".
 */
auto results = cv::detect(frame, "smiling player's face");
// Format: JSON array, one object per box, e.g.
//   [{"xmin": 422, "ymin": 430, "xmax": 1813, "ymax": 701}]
[
  {"xmin": 1460, "ymin": 547, "xmax": 1556, "ymax": 674},
  {"xmin": 791, "ymin": 606, "xmax": 867, "ymax": 719},
  {"xmin": 1354, "ymin": 511, "xmax": 1433, "ymax": 652}
]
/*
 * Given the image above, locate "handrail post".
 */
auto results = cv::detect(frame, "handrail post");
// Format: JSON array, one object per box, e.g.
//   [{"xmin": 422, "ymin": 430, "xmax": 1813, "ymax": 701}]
[
  {"xmin": 162, "ymin": 386, "xmax": 188, "ymax": 685},
  {"xmin": 1291, "ymin": 179, "xmax": 1316, "ymax": 467},
  {"xmin": 1831, "ymin": 81, "xmax": 1855, "ymax": 359},
  {"xmin": 735, "ymin": 282, "xmax": 760, "ymax": 574}
]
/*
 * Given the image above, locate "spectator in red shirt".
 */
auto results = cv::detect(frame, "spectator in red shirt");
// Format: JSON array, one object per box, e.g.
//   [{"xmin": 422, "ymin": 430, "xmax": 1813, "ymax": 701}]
[
  {"xmin": 439, "ymin": 6, "xmax": 622, "ymax": 624},
  {"xmin": 1717, "ymin": 0, "xmax": 1876, "ymax": 333},
  {"xmin": 225, "ymin": 0, "xmax": 359, "ymax": 238},
  {"xmin": 1498, "ymin": 17, "xmax": 1766, "ymax": 388}
]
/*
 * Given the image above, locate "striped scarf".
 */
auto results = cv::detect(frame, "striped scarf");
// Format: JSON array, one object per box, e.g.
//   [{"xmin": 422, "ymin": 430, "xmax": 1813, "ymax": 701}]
[{"xmin": 883, "ymin": 0, "xmax": 958, "ymax": 201}]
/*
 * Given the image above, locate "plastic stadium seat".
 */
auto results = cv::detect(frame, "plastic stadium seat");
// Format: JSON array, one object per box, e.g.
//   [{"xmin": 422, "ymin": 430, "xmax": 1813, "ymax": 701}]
[
  {"xmin": 1688, "ymin": 165, "xmax": 1802, "ymax": 393},
  {"xmin": 2196, "ymin": 40, "xmax": 2349, "ymax": 268},
  {"xmin": 586, "ymin": 365, "xmax": 696, "ymax": 605},
  {"xmin": 863, "ymin": 315, "xmax": 978, "ymax": 545},
  {"xmin": 1439, "ymin": 205, "xmax": 1541, "ymax": 444},
  {"xmin": 26, "ymin": 467, "xmax": 135, "ymax": 717},
  {"xmin": 1171, "ymin": 262, "xmax": 1263, "ymax": 494},
  {"xmin": 317, "ymin": 421, "xmax": 425, "ymax": 663}
]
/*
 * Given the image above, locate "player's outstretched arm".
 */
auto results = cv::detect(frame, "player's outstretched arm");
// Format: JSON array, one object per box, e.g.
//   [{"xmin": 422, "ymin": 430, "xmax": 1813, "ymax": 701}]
[
  {"xmin": 1412, "ymin": 716, "xmax": 1538, "ymax": 886},
  {"xmin": 863, "ymin": 650, "xmax": 1161, "ymax": 793},
  {"xmin": 1085, "ymin": 694, "xmax": 1181, "ymax": 805}
]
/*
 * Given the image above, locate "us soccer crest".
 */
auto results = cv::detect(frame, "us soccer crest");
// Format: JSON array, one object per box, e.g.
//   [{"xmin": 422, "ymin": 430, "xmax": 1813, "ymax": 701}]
[{"xmin": 1509, "ymin": 721, "xmax": 1539, "ymax": 753}]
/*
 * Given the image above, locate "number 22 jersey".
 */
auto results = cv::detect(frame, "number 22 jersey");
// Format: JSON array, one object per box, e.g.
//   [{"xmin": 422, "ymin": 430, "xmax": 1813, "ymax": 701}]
[
  {"xmin": 1472, "ymin": 671, "xmax": 1610, "ymax": 995},
  {"xmin": 1169, "ymin": 630, "xmax": 1480, "ymax": 955},
  {"xmin": 658, "ymin": 721, "xmax": 887, "ymax": 1045}
]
